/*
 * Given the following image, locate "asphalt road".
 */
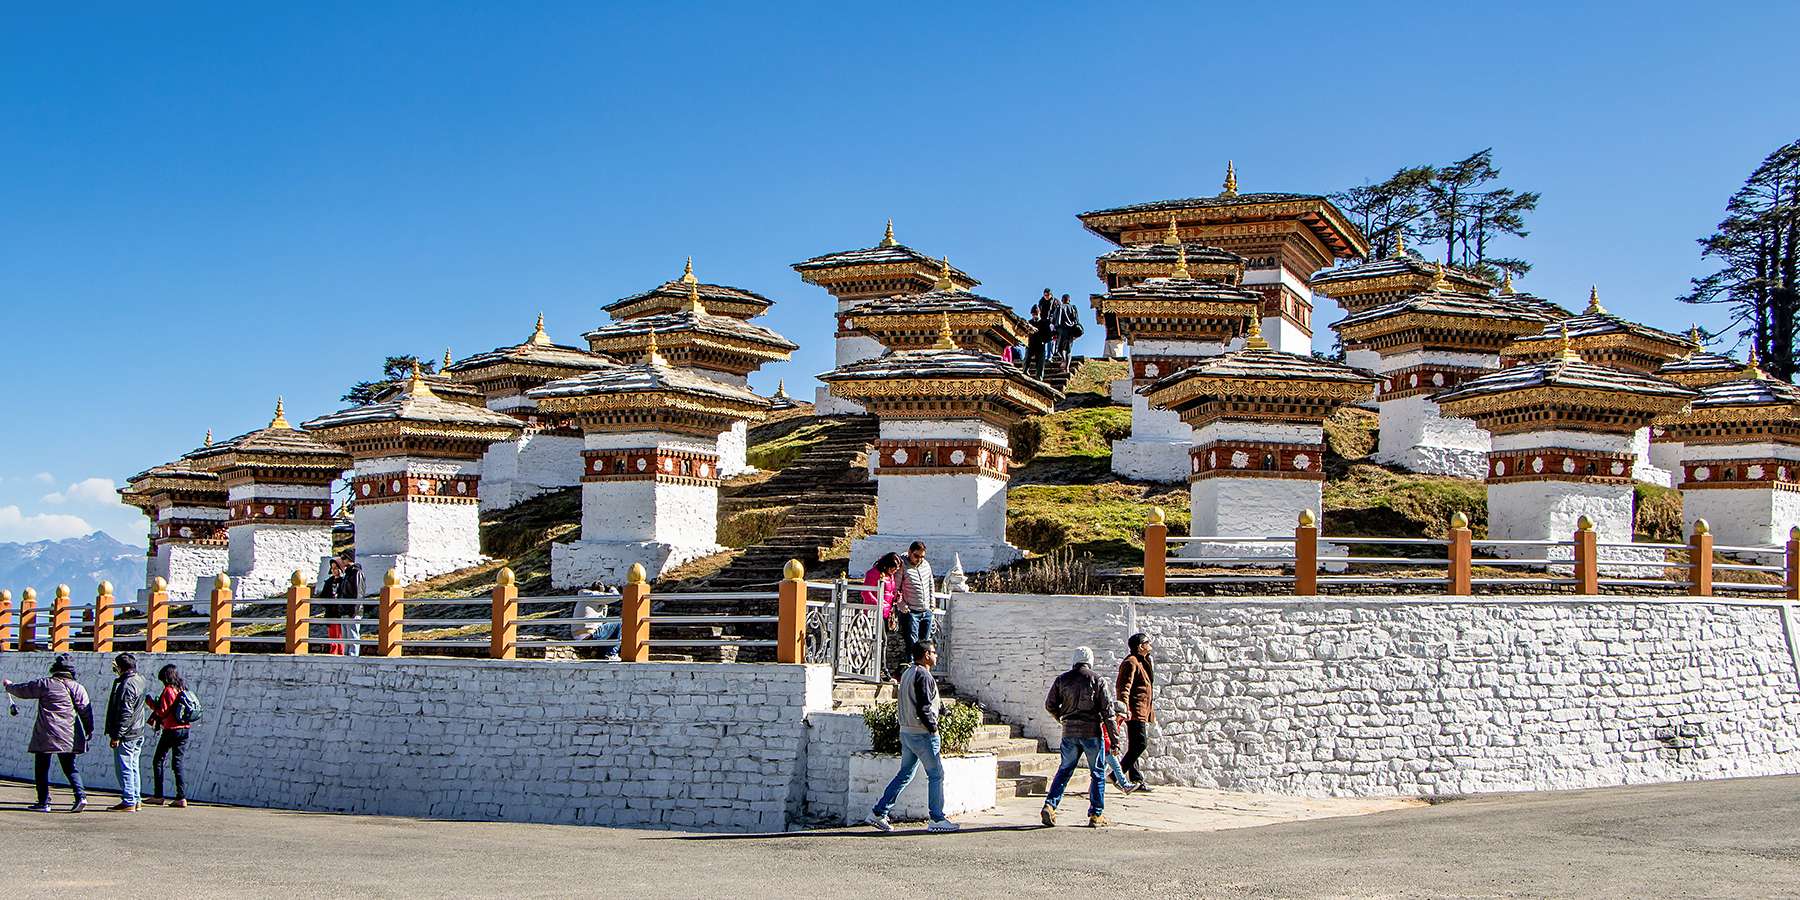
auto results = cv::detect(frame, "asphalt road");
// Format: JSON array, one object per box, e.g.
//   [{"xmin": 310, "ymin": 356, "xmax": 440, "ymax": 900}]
[{"xmin": 2, "ymin": 776, "xmax": 1797, "ymax": 899}]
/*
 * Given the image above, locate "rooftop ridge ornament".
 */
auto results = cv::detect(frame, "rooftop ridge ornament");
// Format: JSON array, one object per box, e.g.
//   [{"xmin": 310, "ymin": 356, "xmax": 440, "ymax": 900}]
[
  {"xmin": 1586, "ymin": 285, "xmax": 1606, "ymax": 315},
  {"xmin": 1220, "ymin": 160, "xmax": 1238, "ymax": 198},
  {"xmin": 1501, "ymin": 270, "xmax": 1514, "ymax": 294},
  {"xmin": 680, "ymin": 256, "xmax": 698, "ymax": 285},
  {"xmin": 406, "ymin": 360, "xmax": 437, "ymax": 400},
  {"xmin": 880, "ymin": 218, "xmax": 897, "ymax": 248},
  {"xmin": 1430, "ymin": 263, "xmax": 1447, "ymax": 290},
  {"xmin": 1171, "ymin": 243, "xmax": 1192, "ymax": 280},
  {"xmin": 203, "ymin": 428, "xmax": 213, "ymax": 447},
  {"xmin": 1744, "ymin": 343, "xmax": 1765, "ymax": 378},
  {"xmin": 1391, "ymin": 229, "xmax": 1406, "ymax": 259},
  {"xmin": 443, "ymin": 347, "xmax": 454, "ymax": 369},
  {"xmin": 269, "ymin": 396, "xmax": 291, "ymax": 430},
  {"xmin": 1554, "ymin": 322, "xmax": 1581, "ymax": 362},
  {"xmin": 931, "ymin": 312, "xmax": 959, "ymax": 351},
  {"xmin": 644, "ymin": 330, "xmax": 668, "ymax": 367},
  {"xmin": 1243, "ymin": 314, "xmax": 1269, "ymax": 350},
  {"xmin": 934, "ymin": 256, "xmax": 957, "ymax": 292},
  {"xmin": 774, "ymin": 378, "xmax": 788, "ymax": 398},
  {"xmin": 1688, "ymin": 324, "xmax": 1703, "ymax": 345},
  {"xmin": 1163, "ymin": 217, "xmax": 1181, "ymax": 247},
  {"xmin": 686, "ymin": 279, "xmax": 709, "ymax": 316},
  {"xmin": 528, "ymin": 312, "xmax": 553, "ymax": 346}
]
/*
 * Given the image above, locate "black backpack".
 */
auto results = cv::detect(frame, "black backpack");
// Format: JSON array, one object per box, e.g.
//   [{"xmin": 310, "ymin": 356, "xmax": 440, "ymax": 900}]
[{"xmin": 174, "ymin": 690, "xmax": 203, "ymax": 725}]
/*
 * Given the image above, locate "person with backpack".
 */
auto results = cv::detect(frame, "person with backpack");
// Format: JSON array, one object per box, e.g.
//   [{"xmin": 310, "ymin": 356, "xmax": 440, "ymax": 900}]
[
  {"xmin": 103, "ymin": 651, "xmax": 149, "ymax": 812},
  {"xmin": 4, "ymin": 653, "xmax": 93, "ymax": 812},
  {"xmin": 1040, "ymin": 646, "xmax": 1113, "ymax": 828},
  {"xmin": 145, "ymin": 663, "xmax": 198, "ymax": 807}
]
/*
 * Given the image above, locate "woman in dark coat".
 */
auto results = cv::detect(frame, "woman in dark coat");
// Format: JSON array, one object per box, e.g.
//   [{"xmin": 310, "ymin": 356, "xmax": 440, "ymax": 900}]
[{"xmin": 4, "ymin": 653, "xmax": 93, "ymax": 812}]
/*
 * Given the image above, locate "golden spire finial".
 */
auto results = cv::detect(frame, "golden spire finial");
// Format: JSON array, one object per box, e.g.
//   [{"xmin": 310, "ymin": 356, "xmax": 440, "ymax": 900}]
[
  {"xmin": 1244, "ymin": 315, "xmax": 1269, "ymax": 350},
  {"xmin": 775, "ymin": 378, "xmax": 788, "ymax": 398},
  {"xmin": 880, "ymin": 218, "xmax": 897, "ymax": 248},
  {"xmin": 1586, "ymin": 285, "xmax": 1605, "ymax": 314},
  {"xmin": 1745, "ymin": 342, "xmax": 1765, "ymax": 378},
  {"xmin": 680, "ymin": 256, "xmax": 698, "ymax": 285},
  {"xmin": 1163, "ymin": 217, "xmax": 1181, "ymax": 247},
  {"xmin": 443, "ymin": 347, "xmax": 454, "ymax": 369},
  {"xmin": 686, "ymin": 279, "xmax": 708, "ymax": 316},
  {"xmin": 934, "ymin": 257, "xmax": 956, "ymax": 291},
  {"xmin": 269, "ymin": 396, "xmax": 290, "ymax": 430},
  {"xmin": 1431, "ymin": 263, "xmax": 1447, "ymax": 290},
  {"xmin": 644, "ymin": 330, "xmax": 667, "ymax": 366},
  {"xmin": 1392, "ymin": 229, "xmax": 1406, "ymax": 258},
  {"xmin": 1555, "ymin": 322, "xmax": 1581, "ymax": 361},
  {"xmin": 1501, "ymin": 270, "xmax": 1514, "ymax": 294},
  {"xmin": 1688, "ymin": 325, "xmax": 1702, "ymax": 345},
  {"xmin": 1171, "ymin": 243, "xmax": 1192, "ymax": 280},
  {"xmin": 406, "ymin": 360, "xmax": 436, "ymax": 399},
  {"xmin": 528, "ymin": 311, "xmax": 553, "ymax": 346},
  {"xmin": 931, "ymin": 312, "xmax": 959, "ymax": 351},
  {"xmin": 203, "ymin": 428, "xmax": 213, "ymax": 447},
  {"xmin": 1221, "ymin": 160, "xmax": 1238, "ymax": 198}
]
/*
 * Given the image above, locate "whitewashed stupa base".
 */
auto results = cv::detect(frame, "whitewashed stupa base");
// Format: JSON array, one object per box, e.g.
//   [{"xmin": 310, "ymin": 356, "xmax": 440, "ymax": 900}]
[
  {"xmin": 551, "ymin": 539, "xmax": 724, "ymax": 589},
  {"xmin": 849, "ymin": 535, "xmax": 1022, "ymax": 576}
]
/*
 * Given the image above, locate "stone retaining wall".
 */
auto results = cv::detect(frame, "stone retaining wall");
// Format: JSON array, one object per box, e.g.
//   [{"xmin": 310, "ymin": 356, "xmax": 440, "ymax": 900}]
[
  {"xmin": 943, "ymin": 593, "xmax": 1800, "ymax": 796},
  {"xmin": 0, "ymin": 653, "xmax": 832, "ymax": 832}
]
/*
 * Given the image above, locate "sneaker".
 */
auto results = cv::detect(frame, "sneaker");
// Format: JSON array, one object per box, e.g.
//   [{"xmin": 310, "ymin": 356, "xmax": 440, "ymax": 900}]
[
  {"xmin": 864, "ymin": 811, "xmax": 892, "ymax": 832},
  {"xmin": 143, "ymin": 797, "xmax": 166, "ymax": 806},
  {"xmin": 1120, "ymin": 782, "xmax": 1139, "ymax": 794},
  {"xmin": 105, "ymin": 802, "xmax": 138, "ymax": 812},
  {"xmin": 926, "ymin": 819, "xmax": 960, "ymax": 833},
  {"xmin": 170, "ymin": 799, "xmax": 188, "ymax": 809},
  {"xmin": 26, "ymin": 803, "xmax": 50, "ymax": 813},
  {"xmin": 69, "ymin": 799, "xmax": 87, "ymax": 813},
  {"xmin": 1040, "ymin": 804, "xmax": 1056, "ymax": 827},
  {"xmin": 1088, "ymin": 814, "xmax": 1109, "ymax": 828},
  {"xmin": 1133, "ymin": 784, "xmax": 1154, "ymax": 794}
]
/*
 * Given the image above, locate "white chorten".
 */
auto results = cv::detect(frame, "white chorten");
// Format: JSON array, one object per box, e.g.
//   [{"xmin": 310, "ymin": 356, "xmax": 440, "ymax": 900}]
[
  {"xmin": 1657, "ymin": 353, "xmax": 1800, "ymax": 550},
  {"xmin": 119, "ymin": 434, "xmax": 229, "ymax": 603}
]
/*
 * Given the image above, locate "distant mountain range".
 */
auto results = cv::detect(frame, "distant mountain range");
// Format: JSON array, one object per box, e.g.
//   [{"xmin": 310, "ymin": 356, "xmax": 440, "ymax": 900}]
[{"xmin": 0, "ymin": 532, "xmax": 144, "ymax": 601}]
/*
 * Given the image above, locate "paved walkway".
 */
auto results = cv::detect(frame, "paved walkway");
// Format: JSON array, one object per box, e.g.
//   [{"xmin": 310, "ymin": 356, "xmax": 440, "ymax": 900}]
[
  {"xmin": 2, "ymin": 776, "xmax": 1797, "ymax": 898},
  {"xmin": 961, "ymin": 783, "xmax": 1419, "ymax": 831}
]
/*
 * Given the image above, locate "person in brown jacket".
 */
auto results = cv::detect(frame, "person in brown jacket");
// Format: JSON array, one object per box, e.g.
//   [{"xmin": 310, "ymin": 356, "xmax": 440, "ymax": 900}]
[{"xmin": 1116, "ymin": 632, "xmax": 1154, "ymax": 791}]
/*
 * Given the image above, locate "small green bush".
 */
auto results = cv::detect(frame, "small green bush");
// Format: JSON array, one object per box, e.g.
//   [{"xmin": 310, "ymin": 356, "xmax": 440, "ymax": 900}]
[
  {"xmin": 1009, "ymin": 418, "xmax": 1045, "ymax": 464},
  {"xmin": 1007, "ymin": 514, "xmax": 1071, "ymax": 554},
  {"xmin": 863, "ymin": 698, "xmax": 984, "ymax": 755}
]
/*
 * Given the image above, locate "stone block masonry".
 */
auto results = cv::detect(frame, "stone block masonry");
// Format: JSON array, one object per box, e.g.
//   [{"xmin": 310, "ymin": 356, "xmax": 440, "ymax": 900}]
[
  {"xmin": 0, "ymin": 653, "xmax": 833, "ymax": 832},
  {"xmin": 943, "ymin": 593, "xmax": 1800, "ymax": 797}
]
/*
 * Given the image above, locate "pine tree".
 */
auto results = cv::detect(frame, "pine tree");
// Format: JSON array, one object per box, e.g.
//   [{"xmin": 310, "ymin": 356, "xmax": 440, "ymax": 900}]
[
  {"xmin": 1330, "ymin": 166, "xmax": 1434, "ymax": 260},
  {"xmin": 1335, "ymin": 151, "xmax": 1536, "ymax": 279},
  {"xmin": 341, "ymin": 355, "xmax": 435, "ymax": 405},
  {"xmin": 1681, "ymin": 139, "xmax": 1800, "ymax": 383}
]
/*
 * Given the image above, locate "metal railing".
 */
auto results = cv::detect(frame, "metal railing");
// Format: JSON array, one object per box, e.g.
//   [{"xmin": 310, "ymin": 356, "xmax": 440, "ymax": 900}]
[{"xmin": 1142, "ymin": 511, "xmax": 1800, "ymax": 600}]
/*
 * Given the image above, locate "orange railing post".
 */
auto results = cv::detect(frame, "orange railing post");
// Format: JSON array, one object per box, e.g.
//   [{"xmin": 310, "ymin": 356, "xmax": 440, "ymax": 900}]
[
  {"xmin": 1143, "ymin": 507, "xmax": 1167, "ymax": 598},
  {"xmin": 377, "ymin": 570, "xmax": 404, "ymax": 657},
  {"xmin": 1688, "ymin": 520, "xmax": 1714, "ymax": 597},
  {"xmin": 207, "ymin": 574, "xmax": 233, "ymax": 654},
  {"xmin": 1573, "ymin": 516, "xmax": 1599, "ymax": 595},
  {"xmin": 285, "ymin": 571, "xmax": 312, "ymax": 655},
  {"xmin": 145, "ymin": 577, "xmax": 169, "ymax": 653},
  {"xmin": 1294, "ymin": 511, "xmax": 1318, "ymax": 596},
  {"xmin": 777, "ymin": 559, "xmax": 806, "ymax": 664},
  {"xmin": 0, "ymin": 589, "xmax": 11, "ymax": 652},
  {"xmin": 1447, "ymin": 512, "xmax": 1472, "ymax": 596},
  {"xmin": 1786, "ymin": 526, "xmax": 1799, "ymax": 601},
  {"xmin": 619, "ymin": 564, "xmax": 650, "ymax": 663},
  {"xmin": 92, "ymin": 581, "xmax": 115, "ymax": 654},
  {"xmin": 19, "ymin": 587, "xmax": 37, "ymax": 652},
  {"xmin": 490, "ymin": 567, "xmax": 518, "ymax": 660},
  {"xmin": 49, "ymin": 585, "xmax": 71, "ymax": 652}
]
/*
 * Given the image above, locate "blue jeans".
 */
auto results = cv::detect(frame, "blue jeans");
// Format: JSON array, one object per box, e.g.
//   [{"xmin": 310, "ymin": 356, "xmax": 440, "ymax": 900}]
[
  {"xmin": 114, "ymin": 734, "xmax": 144, "ymax": 805},
  {"xmin": 1044, "ymin": 736, "xmax": 1105, "ymax": 816},
  {"xmin": 1103, "ymin": 750, "xmax": 1132, "ymax": 788},
  {"xmin": 900, "ymin": 609, "xmax": 933, "ymax": 657},
  {"xmin": 873, "ymin": 731, "xmax": 946, "ymax": 822}
]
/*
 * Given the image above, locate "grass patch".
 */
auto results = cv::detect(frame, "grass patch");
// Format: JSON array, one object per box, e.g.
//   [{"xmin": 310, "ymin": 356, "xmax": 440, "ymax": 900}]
[
  {"xmin": 1007, "ymin": 481, "xmax": 1189, "ymax": 565},
  {"xmin": 746, "ymin": 421, "xmax": 831, "ymax": 470},
  {"xmin": 718, "ymin": 505, "xmax": 788, "ymax": 548},
  {"xmin": 1062, "ymin": 359, "xmax": 1127, "ymax": 398},
  {"xmin": 1324, "ymin": 407, "xmax": 1377, "ymax": 460},
  {"xmin": 1323, "ymin": 463, "xmax": 1487, "ymax": 538}
]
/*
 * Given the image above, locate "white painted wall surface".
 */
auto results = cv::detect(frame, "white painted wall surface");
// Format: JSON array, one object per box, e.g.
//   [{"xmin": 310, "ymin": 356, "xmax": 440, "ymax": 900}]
[
  {"xmin": 845, "ymin": 752, "xmax": 997, "ymax": 823},
  {"xmin": 1681, "ymin": 489, "xmax": 1800, "ymax": 550},
  {"xmin": 1190, "ymin": 477, "xmax": 1322, "ymax": 538},
  {"xmin": 224, "ymin": 524, "xmax": 336, "ymax": 600},
  {"xmin": 1376, "ymin": 394, "xmax": 1489, "ymax": 479},
  {"xmin": 1487, "ymin": 480, "xmax": 1635, "ymax": 558},
  {"xmin": 717, "ymin": 420, "xmax": 754, "ymax": 478},
  {"xmin": 942, "ymin": 593, "xmax": 1800, "ymax": 797},
  {"xmin": 149, "ymin": 543, "xmax": 229, "ymax": 603},
  {"xmin": 881, "ymin": 419, "xmax": 1006, "ymax": 444},
  {"xmin": 1111, "ymin": 395, "xmax": 1194, "ymax": 483},
  {"xmin": 477, "ymin": 438, "xmax": 521, "ymax": 513},
  {"xmin": 513, "ymin": 432, "xmax": 585, "ymax": 502}
]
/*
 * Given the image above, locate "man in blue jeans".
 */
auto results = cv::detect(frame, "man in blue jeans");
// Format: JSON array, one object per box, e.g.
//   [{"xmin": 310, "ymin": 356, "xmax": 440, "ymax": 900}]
[
  {"xmin": 103, "ymin": 652, "xmax": 148, "ymax": 812},
  {"xmin": 1041, "ymin": 645, "xmax": 1113, "ymax": 828},
  {"xmin": 864, "ymin": 641, "xmax": 960, "ymax": 833}
]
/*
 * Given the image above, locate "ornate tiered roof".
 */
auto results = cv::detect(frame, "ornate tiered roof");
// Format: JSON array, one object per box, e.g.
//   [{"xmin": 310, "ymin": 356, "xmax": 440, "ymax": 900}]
[
  {"xmin": 1652, "ymin": 353, "xmax": 1800, "ymax": 445},
  {"xmin": 1333, "ymin": 288, "xmax": 1560, "ymax": 353},
  {"xmin": 583, "ymin": 283, "xmax": 797, "ymax": 377},
  {"xmin": 843, "ymin": 276, "xmax": 1031, "ymax": 356},
  {"xmin": 1077, "ymin": 163, "xmax": 1367, "ymax": 262},
  {"xmin": 793, "ymin": 221, "xmax": 978, "ymax": 301},
  {"xmin": 1094, "ymin": 218, "xmax": 1246, "ymax": 288},
  {"xmin": 527, "ymin": 337, "xmax": 771, "ymax": 437},
  {"xmin": 303, "ymin": 365, "xmax": 525, "ymax": 458},
  {"xmin": 369, "ymin": 351, "xmax": 487, "ymax": 407},
  {"xmin": 120, "ymin": 436, "xmax": 225, "ymax": 511},
  {"xmin": 1141, "ymin": 321, "xmax": 1378, "ymax": 424},
  {"xmin": 603, "ymin": 259, "xmax": 776, "ymax": 321},
  {"xmin": 1502, "ymin": 288, "xmax": 1696, "ymax": 373},
  {"xmin": 1654, "ymin": 330, "xmax": 1743, "ymax": 387},
  {"xmin": 185, "ymin": 399, "xmax": 353, "ymax": 482},
  {"xmin": 818, "ymin": 319, "xmax": 1059, "ymax": 423},
  {"xmin": 1310, "ymin": 244, "xmax": 1493, "ymax": 312},
  {"xmin": 1091, "ymin": 248, "xmax": 1263, "ymax": 341},
  {"xmin": 445, "ymin": 315, "xmax": 619, "ymax": 396},
  {"xmin": 1434, "ymin": 334, "xmax": 1695, "ymax": 433}
]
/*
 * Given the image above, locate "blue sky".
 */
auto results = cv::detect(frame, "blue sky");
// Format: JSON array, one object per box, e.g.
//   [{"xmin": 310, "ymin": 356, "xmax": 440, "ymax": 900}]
[{"xmin": 2, "ymin": 3, "xmax": 1796, "ymax": 545}]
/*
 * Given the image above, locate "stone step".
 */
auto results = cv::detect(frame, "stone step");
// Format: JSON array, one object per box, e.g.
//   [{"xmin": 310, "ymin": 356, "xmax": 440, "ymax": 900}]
[{"xmin": 969, "ymin": 737, "xmax": 1045, "ymax": 760}]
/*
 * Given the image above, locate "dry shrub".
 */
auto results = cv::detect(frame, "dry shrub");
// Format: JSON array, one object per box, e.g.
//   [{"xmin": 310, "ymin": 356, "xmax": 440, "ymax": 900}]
[
  {"xmin": 1010, "ymin": 418, "xmax": 1045, "ymax": 464},
  {"xmin": 970, "ymin": 547, "xmax": 1107, "ymax": 595},
  {"xmin": 1634, "ymin": 483, "xmax": 1683, "ymax": 542},
  {"xmin": 718, "ymin": 506, "xmax": 788, "ymax": 547},
  {"xmin": 1007, "ymin": 515, "xmax": 1070, "ymax": 554}
]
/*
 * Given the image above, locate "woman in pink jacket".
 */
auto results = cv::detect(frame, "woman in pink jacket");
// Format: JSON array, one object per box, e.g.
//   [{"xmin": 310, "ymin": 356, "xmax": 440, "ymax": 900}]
[{"xmin": 863, "ymin": 552, "xmax": 905, "ymax": 679}]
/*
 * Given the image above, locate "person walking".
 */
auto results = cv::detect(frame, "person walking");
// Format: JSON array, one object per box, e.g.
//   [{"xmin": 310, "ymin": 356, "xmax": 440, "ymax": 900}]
[
  {"xmin": 103, "ymin": 652, "xmax": 148, "ymax": 812},
  {"xmin": 1040, "ymin": 646, "xmax": 1112, "ymax": 828},
  {"xmin": 1024, "ymin": 289, "xmax": 1054, "ymax": 380},
  {"xmin": 145, "ymin": 663, "xmax": 193, "ymax": 808},
  {"xmin": 1053, "ymin": 293, "xmax": 1084, "ymax": 374},
  {"xmin": 897, "ymin": 542, "xmax": 934, "ymax": 661},
  {"xmin": 1100, "ymin": 700, "xmax": 1138, "ymax": 793},
  {"xmin": 864, "ymin": 641, "xmax": 959, "ymax": 833},
  {"xmin": 1116, "ymin": 632, "xmax": 1155, "ymax": 791},
  {"xmin": 4, "ymin": 653, "xmax": 93, "ymax": 813},
  {"xmin": 863, "ymin": 552, "xmax": 905, "ymax": 680},
  {"xmin": 339, "ymin": 550, "xmax": 366, "ymax": 657}
]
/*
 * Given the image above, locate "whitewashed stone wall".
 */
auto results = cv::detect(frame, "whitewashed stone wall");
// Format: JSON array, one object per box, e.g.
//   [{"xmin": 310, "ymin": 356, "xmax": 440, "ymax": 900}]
[
  {"xmin": 850, "ymin": 418, "xmax": 1017, "ymax": 573},
  {"xmin": 1630, "ymin": 426, "xmax": 1674, "ymax": 487},
  {"xmin": 1111, "ymin": 395, "xmax": 1195, "ymax": 483},
  {"xmin": 225, "ymin": 524, "xmax": 334, "ymax": 600},
  {"xmin": 0, "ymin": 653, "xmax": 834, "ymax": 832},
  {"xmin": 555, "ymin": 431, "xmax": 725, "ymax": 587},
  {"xmin": 943, "ymin": 593, "xmax": 1800, "ymax": 797},
  {"xmin": 148, "ymin": 543, "xmax": 228, "ymax": 604},
  {"xmin": 802, "ymin": 710, "xmax": 870, "ymax": 823}
]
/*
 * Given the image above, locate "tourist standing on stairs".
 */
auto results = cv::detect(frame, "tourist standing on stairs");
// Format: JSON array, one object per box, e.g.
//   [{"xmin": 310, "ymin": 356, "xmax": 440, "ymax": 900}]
[
  {"xmin": 897, "ymin": 541, "xmax": 935, "ymax": 661},
  {"xmin": 1116, "ymin": 632, "xmax": 1155, "ymax": 792},
  {"xmin": 146, "ymin": 664, "xmax": 193, "ymax": 808},
  {"xmin": 1041, "ymin": 646, "xmax": 1112, "ymax": 828},
  {"xmin": 4, "ymin": 653, "xmax": 93, "ymax": 813},
  {"xmin": 340, "ymin": 550, "xmax": 366, "ymax": 657},
  {"xmin": 104, "ymin": 652, "xmax": 148, "ymax": 812},
  {"xmin": 863, "ymin": 552, "xmax": 905, "ymax": 679},
  {"xmin": 864, "ymin": 640, "xmax": 959, "ymax": 833},
  {"xmin": 1026, "ymin": 289, "xmax": 1055, "ymax": 381},
  {"xmin": 1053, "ymin": 293, "xmax": 1083, "ymax": 375}
]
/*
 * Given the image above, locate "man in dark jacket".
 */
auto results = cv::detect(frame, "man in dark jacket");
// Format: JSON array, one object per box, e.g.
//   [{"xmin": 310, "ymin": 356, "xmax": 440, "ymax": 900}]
[
  {"xmin": 1052, "ymin": 293, "xmax": 1083, "ymax": 374},
  {"xmin": 339, "ymin": 551, "xmax": 366, "ymax": 657},
  {"xmin": 864, "ymin": 641, "xmax": 959, "ymax": 833},
  {"xmin": 104, "ymin": 652, "xmax": 148, "ymax": 811},
  {"xmin": 1025, "ymin": 289, "xmax": 1054, "ymax": 380},
  {"xmin": 1041, "ymin": 646, "xmax": 1113, "ymax": 828},
  {"xmin": 1116, "ymin": 632, "xmax": 1155, "ymax": 791}
]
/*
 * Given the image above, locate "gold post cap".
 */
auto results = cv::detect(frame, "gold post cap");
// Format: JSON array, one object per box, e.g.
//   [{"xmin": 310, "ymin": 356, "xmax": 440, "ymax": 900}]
[
  {"xmin": 1148, "ymin": 506, "xmax": 1166, "ymax": 525},
  {"xmin": 1576, "ymin": 515, "xmax": 1594, "ymax": 532},
  {"xmin": 1450, "ymin": 511, "xmax": 1469, "ymax": 530},
  {"xmin": 1692, "ymin": 518, "xmax": 1710, "ymax": 536},
  {"xmin": 1790, "ymin": 525, "xmax": 1800, "ymax": 542},
  {"xmin": 214, "ymin": 573, "xmax": 231, "ymax": 590},
  {"xmin": 151, "ymin": 577, "xmax": 167, "ymax": 592},
  {"xmin": 497, "ymin": 567, "xmax": 516, "ymax": 587},
  {"xmin": 55, "ymin": 584, "xmax": 69, "ymax": 600},
  {"xmin": 0, "ymin": 589, "xmax": 8, "ymax": 602},
  {"xmin": 783, "ymin": 559, "xmax": 805, "ymax": 581},
  {"xmin": 19, "ymin": 587, "xmax": 32, "ymax": 602},
  {"xmin": 291, "ymin": 570, "xmax": 307, "ymax": 587},
  {"xmin": 98, "ymin": 581, "xmax": 112, "ymax": 596},
  {"xmin": 384, "ymin": 568, "xmax": 401, "ymax": 587},
  {"xmin": 626, "ymin": 562, "xmax": 647, "ymax": 585},
  {"xmin": 1298, "ymin": 509, "xmax": 1316, "ymax": 527}
]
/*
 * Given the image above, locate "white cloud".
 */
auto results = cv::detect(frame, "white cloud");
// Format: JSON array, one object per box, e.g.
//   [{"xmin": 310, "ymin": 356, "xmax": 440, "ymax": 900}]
[
  {"xmin": 32, "ymin": 472, "xmax": 55, "ymax": 484},
  {"xmin": 41, "ymin": 477, "xmax": 121, "ymax": 507},
  {"xmin": 0, "ymin": 505, "xmax": 94, "ymax": 543}
]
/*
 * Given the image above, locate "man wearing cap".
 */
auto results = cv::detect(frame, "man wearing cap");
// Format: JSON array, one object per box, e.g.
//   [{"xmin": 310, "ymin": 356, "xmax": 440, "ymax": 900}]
[
  {"xmin": 1040, "ymin": 646, "xmax": 1114, "ymax": 828},
  {"xmin": 103, "ymin": 652, "xmax": 149, "ymax": 811}
]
